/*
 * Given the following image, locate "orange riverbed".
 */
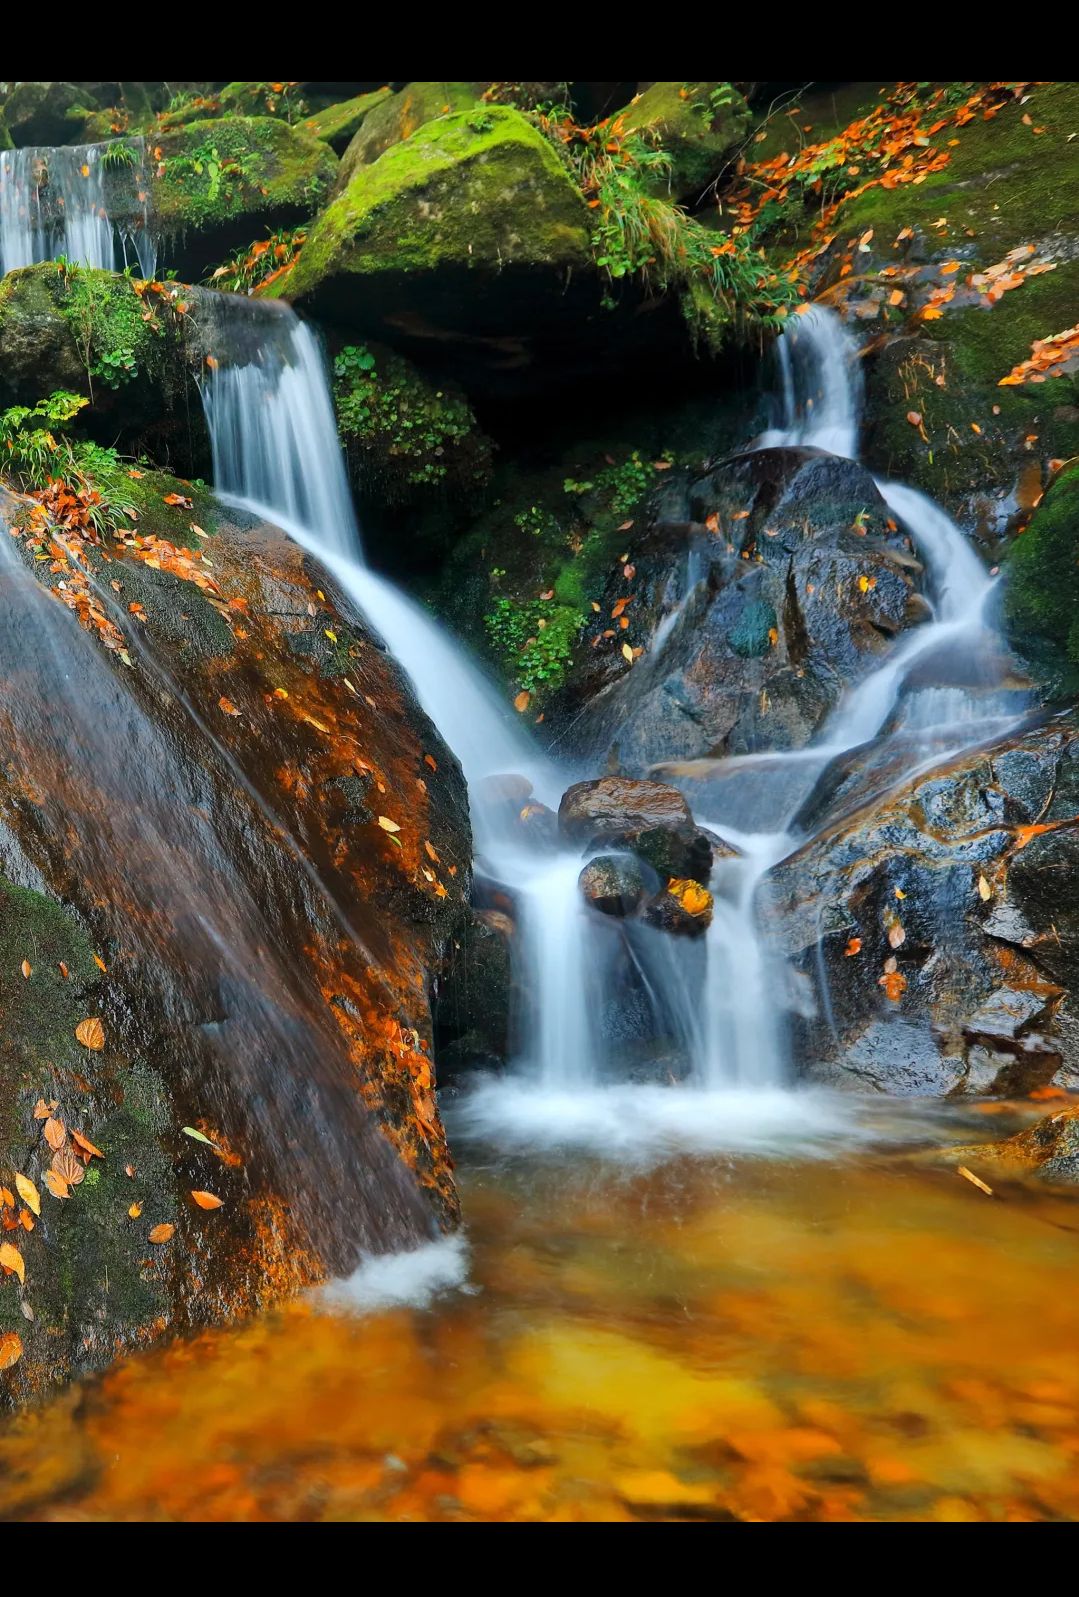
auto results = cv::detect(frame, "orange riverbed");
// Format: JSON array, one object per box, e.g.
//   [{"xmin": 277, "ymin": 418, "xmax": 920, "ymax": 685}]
[{"xmin": 2, "ymin": 1098, "xmax": 1077, "ymax": 1522}]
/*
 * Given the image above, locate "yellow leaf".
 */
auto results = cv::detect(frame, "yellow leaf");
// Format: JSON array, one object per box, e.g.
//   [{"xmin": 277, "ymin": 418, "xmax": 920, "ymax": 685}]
[
  {"xmin": 857, "ymin": 574, "xmax": 870, "ymax": 593},
  {"xmin": 14, "ymin": 1174, "xmax": 39, "ymax": 1217},
  {"xmin": 128, "ymin": 1201, "xmax": 143, "ymax": 1219},
  {"xmin": 622, "ymin": 643, "xmax": 634, "ymax": 663},
  {"xmin": 977, "ymin": 875, "xmax": 992, "ymax": 901},
  {"xmin": 0, "ymin": 1332, "xmax": 22, "ymax": 1370},
  {"xmin": 0, "ymin": 1242, "xmax": 25, "ymax": 1283},
  {"xmin": 377, "ymin": 816, "xmax": 401, "ymax": 833},
  {"xmin": 324, "ymin": 629, "xmax": 338, "ymax": 643},
  {"xmin": 75, "ymin": 1017, "xmax": 105, "ymax": 1050}
]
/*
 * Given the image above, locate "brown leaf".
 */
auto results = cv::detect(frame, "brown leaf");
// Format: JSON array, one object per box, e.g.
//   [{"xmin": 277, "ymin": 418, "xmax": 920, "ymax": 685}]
[
  {"xmin": 43, "ymin": 1117, "xmax": 66, "ymax": 1151},
  {"xmin": 0, "ymin": 1241, "xmax": 25, "ymax": 1283},
  {"xmin": 513, "ymin": 691, "xmax": 530, "ymax": 713},
  {"xmin": 71, "ymin": 1129, "xmax": 104, "ymax": 1160},
  {"xmin": 148, "ymin": 1223, "xmax": 175, "ymax": 1244},
  {"xmin": 51, "ymin": 1147, "xmax": 84, "ymax": 1187},
  {"xmin": 191, "ymin": 1190, "xmax": 224, "ymax": 1210},
  {"xmin": 218, "ymin": 696, "xmax": 241, "ymax": 717},
  {"xmin": 32, "ymin": 1099, "xmax": 51, "ymax": 1120},
  {"xmin": 0, "ymin": 1332, "xmax": 22, "ymax": 1370},
  {"xmin": 75, "ymin": 1017, "xmax": 105, "ymax": 1051},
  {"xmin": 43, "ymin": 1170, "xmax": 71, "ymax": 1201}
]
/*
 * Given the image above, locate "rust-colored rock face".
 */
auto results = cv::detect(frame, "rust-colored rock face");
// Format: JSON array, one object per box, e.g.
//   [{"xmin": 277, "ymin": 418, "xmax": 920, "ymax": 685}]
[{"xmin": 0, "ymin": 482, "xmax": 471, "ymax": 1407}]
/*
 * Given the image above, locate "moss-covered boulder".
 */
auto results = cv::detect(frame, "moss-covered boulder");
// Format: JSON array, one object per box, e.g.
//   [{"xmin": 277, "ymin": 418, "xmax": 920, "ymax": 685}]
[
  {"xmin": 304, "ymin": 88, "xmax": 394, "ymax": 155},
  {"xmin": 333, "ymin": 82, "xmax": 490, "ymax": 192},
  {"xmin": 150, "ymin": 116, "xmax": 337, "ymax": 278},
  {"xmin": 1, "ymin": 82, "xmax": 90, "ymax": 147},
  {"xmin": 0, "ymin": 265, "xmax": 209, "ymax": 474},
  {"xmin": 269, "ymin": 107, "xmax": 595, "ymax": 385},
  {"xmin": 332, "ymin": 339, "xmax": 494, "ymax": 513},
  {"xmin": 616, "ymin": 81, "xmax": 750, "ymax": 202},
  {"xmin": 1004, "ymin": 462, "xmax": 1079, "ymax": 694},
  {"xmin": 0, "ymin": 470, "xmax": 472, "ymax": 1410}
]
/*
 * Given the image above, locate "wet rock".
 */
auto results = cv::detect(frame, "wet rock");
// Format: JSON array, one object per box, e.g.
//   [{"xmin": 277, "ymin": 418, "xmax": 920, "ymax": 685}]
[
  {"xmin": 517, "ymin": 801, "xmax": 559, "ymax": 850},
  {"xmin": 559, "ymin": 776, "xmax": 694, "ymax": 845},
  {"xmin": 0, "ymin": 479, "xmax": 472, "ymax": 1411},
  {"xmin": 2, "ymin": 82, "xmax": 88, "ymax": 146},
  {"xmin": 552, "ymin": 446, "xmax": 927, "ymax": 785},
  {"xmin": 478, "ymin": 773, "xmax": 534, "ymax": 809},
  {"xmin": 434, "ymin": 908, "xmax": 515, "ymax": 1075},
  {"xmin": 941, "ymin": 1105, "xmax": 1079, "ymax": 1185},
  {"xmin": 578, "ymin": 854, "xmax": 651, "ymax": 918},
  {"xmin": 615, "ymin": 81, "xmax": 750, "ymax": 203},
  {"xmin": 643, "ymin": 878, "xmax": 714, "ymax": 937},
  {"xmin": 765, "ymin": 711, "xmax": 1079, "ymax": 1095}
]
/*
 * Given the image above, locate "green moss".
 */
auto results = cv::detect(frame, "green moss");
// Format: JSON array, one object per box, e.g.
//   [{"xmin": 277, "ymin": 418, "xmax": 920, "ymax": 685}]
[
  {"xmin": 304, "ymin": 89, "xmax": 393, "ymax": 154},
  {"xmin": 1005, "ymin": 464, "xmax": 1079, "ymax": 683},
  {"xmin": 618, "ymin": 81, "xmax": 750, "ymax": 198},
  {"xmin": 59, "ymin": 267, "xmax": 161, "ymax": 392},
  {"xmin": 335, "ymin": 83, "xmax": 490, "ymax": 185},
  {"xmin": 273, "ymin": 106, "xmax": 590, "ymax": 297},
  {"xmin": 728, "ymin": 597, "xmax": 777, "ymax": 658},
  {"xmin": 333, "ymin": 342, "xmax": 492, "ymax": 505},
  {"xmin": 153, "ymin": 116, "xmax": 336, "ymax": 231},
  {"xmin": 483, "ymin": 595, "xmax": 584, "ymax": 697}
]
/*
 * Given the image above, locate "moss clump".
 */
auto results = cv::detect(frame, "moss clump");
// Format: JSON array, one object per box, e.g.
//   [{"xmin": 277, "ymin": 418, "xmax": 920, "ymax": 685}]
[
  {"xmin": 333, "ymin": 342, "xmax": 493, "ymax": 507},
  {"xmin": 304, "ymin": 89, "xmax": 393, "ymax": 155},
  {"xmin": 728, "ymin": 596, "xmax": 778, "ymax": 658},
  {"xmin": 273, "ymin": 106, "xmax": 591, "ymax": 300},
  {"xmin": 153, "ymin": 116, "xmax": 336, "ymax": 233},
  {"xmin": 1005, "ymin": 464, "xmax": 1079, "ymax": 685},
  {"xmin": 334, "ymin": 82, "xmax": 490, "ymax": 187},
  {"xmin": 483, "ymin": 595, "xmax": 584, "ymax": 698},
  {"xmin": 617, "ymin": 81, "xmax": 750, "ymax": 199}
]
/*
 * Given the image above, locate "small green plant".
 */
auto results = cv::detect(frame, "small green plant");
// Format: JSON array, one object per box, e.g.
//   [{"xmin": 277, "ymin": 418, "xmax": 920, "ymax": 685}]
[
  {"xmin": 0, "ymin": 392, "xmax": 140, "ymax": 536},
  {"xmin": 207, "ymin": 227, "xmax": 307, "ymax": 295},
  {"xmin": 101, "ymin": 142, "xmax": 138, "ymax": 171}
]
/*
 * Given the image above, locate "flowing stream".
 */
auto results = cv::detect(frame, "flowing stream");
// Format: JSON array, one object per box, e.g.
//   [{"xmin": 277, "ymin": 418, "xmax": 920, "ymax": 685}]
[
  {"xmin": 197, "ymin": 296, "xmax": 1024, "ymax": 1153},
  {"xmin": 0, "ymin": 139, "xmax": 156, "ymax": 277}
]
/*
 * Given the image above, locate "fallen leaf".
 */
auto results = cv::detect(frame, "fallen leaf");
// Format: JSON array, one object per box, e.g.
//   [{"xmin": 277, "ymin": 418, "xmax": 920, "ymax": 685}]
[
  {"xmin": 43, "ymin": 1171, "xmax": 70, "ymax": 1200},
  {"xmin": 75, "ymin": 1017, "xmax": 105, "ymax": 1051},
  {"xmin": 622, "ymin": 643, "xmax": 634, "ymax": 663},
  {"xmin": 191, "ymin": 1190, "xmax": 223, "ymax": 1210},
  {"xmin": 32, "ymin": 1100, "xmax": 51, "ymax": 1121},
  {"xmin": 51, "ymin": 1147, "xmax": 84, "ymax": 1187},
  {"xmin": 377, "ymin": 815, "xmax": 401, "ymax": 833},
  {"xmin": 887, "ymin": 923, "xmax": 906, "ymax": 949},
  {"xmin": 59, "ymin": 961, "xmax": 70, "ymax": 979},
  {"xmin": 0, "ymin": 1242, "xmax": 25, "ymax": 1283},
  {"xmin": 14, "ymin": 1175, "xmax": 39, "ymax": 1217},
  {"xmin": 906, "ymin": 410, "xmax": 923, "ymax": 427},
  {"xmin": 218, "ymin": 696, "xmax": 241, "ymax": 717},
  {"xmin": 182, "ymin": 1126, "xmax": 217, "ymax": 1148},
  {"xmin": 93, "ymin": 955, "xmax": 107, "ymax": 973},
  {"xmin": 148, "ymin": 1223, "xmax": 175, "ymax": 1244},
  {"xmin": 43, "ymin": 1117, "xmax": 66, "ymax": 1151},
  {"xmin": 977, "ymin": 874, "xmax": 992, "ymax": 901},
  {"xmin": 19, "ymin": 1210, "xmax": 33, "ymax": 1232},
  {"xmin": 844, "ymin": 937, "xmax": 862, "ymax": 957},
  {"xmin": 0, "ymin": 1332, "xmax": 22, "ymax": 1370},
  {"xmin": 71, "ymin": 1129, "xmax": 104, "ymax": 1160},
  {"xmin": 423, "ymin": 754, "xmax": 437, "ymax": 772},
  {"xmin": 957, "ymin": 1165, "xmax": 993, "ymax": 1196},
  {"xmin": 20, "ymin": 959, "xmax": 31, "ymax": 979},
  {"xmin": 128, "ymin": 1201, "xmax": 143, "ymax": 1219},
  {"xmin": 513, "ymin": 691, "xmax": 530, "ymax": 713}
]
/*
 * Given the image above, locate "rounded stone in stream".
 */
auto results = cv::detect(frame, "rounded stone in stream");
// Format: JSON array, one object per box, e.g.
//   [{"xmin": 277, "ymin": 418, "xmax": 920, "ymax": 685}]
[
  {"xmin": 477, "ymin": 772, "xmax": 534, "ymax": 809},
  {"xmin": 517, "ymin": 800, "xmax": 559, "ymax": 849},
  {"xmin": 578, "ymin": 854, "xmax": 653, "ymax": 917},
  {"xmin": 559, "ymin": 776, "xmax": 695, "ymax": 845}
]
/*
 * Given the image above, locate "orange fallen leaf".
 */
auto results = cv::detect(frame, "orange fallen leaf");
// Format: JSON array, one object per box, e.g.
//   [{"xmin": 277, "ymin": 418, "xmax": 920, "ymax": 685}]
[
  {"xmin": 43, "ymin": 1170, "xmax": 70, "ymax": 1201},
  {"xmin": 128, "ymin": 1201, "xmax": 143, "ymax": 1219},
  {"xmin": 906, "ymin": 410, "xmax": 922, "ymax": 427},
  {"xmin": 513, "ymin": 692, "xmax": 530, "ymax": 713},
  {"xmin": 75, "ymin": 1017, "xmax": 105, "ymax": 1051},
  {"xmin": 52, "ymin": 1147, "xmax": 84, "ymax": 1187},
  {"xmin": 423, "ymin": 754, "xmax": 437, "ymax": 772},
  {"xmin": 218, "ymin": 696, "xmax": 241, "ymax": 717},
  {"xmin": 148, "ymin": 1223, "xmax": 175, "ymax": 1244},
  {"xmin": 844, "ymin": 937, "xmax": 862, "ymax": 957},
  {"xmin": 20, "ymin": 959, "xmax": 31, "ymax": 979},
  {"xmin": 0, "ymin": 1242, "xmax": 25, "ymax": 1283},
  {"xmin": 191, "ymin": 1190, "xmax": 224, "ymax": 1210},
  {"xmin": 43, "ymin": 1117, "xmax": 66, "ymax": 1151},
  {"xmin": 71, "ymin": 1129, "xmax": 104, "ymax": 1160},
  {"xmin": 0, "ymin": 1332, "xmax": 22, "ymax": 1371}
]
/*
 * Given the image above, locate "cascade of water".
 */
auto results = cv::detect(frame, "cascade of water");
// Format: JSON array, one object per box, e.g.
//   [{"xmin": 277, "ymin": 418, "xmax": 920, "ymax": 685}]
[
  {"xmin": 201, "ymin": 296, "xmax": 607, "ymax": 1091},
  {"xmin": 0, "ymin": 140, "xmax": 156, "ymax": 278},
  {"xmin": 757, "ymin": 303, "xmax": 863, "ymax": 458}
]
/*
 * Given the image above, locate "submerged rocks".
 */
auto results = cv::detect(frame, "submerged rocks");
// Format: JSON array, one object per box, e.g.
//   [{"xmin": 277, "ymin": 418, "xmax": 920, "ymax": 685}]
[
  {"xmin": 764, "ymin": 711, "xmax": 1079, "ymax": 1096},
  {"xmin": 554, "ymin": 445, "xmax": 927, "ymax": 780},
  {"xmin": 940, "ymin": 1105, "xmax": 1079, "ymax": 1186}
]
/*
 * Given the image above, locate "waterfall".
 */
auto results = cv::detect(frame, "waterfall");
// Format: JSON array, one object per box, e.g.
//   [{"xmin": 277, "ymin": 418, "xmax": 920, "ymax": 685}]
[
  {"xmin": 0, "ymin": 140, "xmax": 156, "ymax": 278},
  {"xmin": 196, "ymin": 292, "xmax": 1021, "ymax": 1151}
]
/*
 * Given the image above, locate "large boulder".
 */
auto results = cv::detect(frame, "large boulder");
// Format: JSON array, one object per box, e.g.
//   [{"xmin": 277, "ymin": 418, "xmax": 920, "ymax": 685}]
[
  {"xmin": 266, "ymin": 106, "xmax": 597, "ymax": 389},
  {"xmin": 764, "ymin": 712, "xmax": 1079, "ymax": 1096},
  {"xmin": 303, "ymin": 88, "xmax": 394, "ymax": 155},
  {"xmin": 150, "ymin": 116, "xmax": 337, "ymax": 278},
  {"xmin": 333, "ymin": 82, "xmax": 490, "ymax": 191},
  {"xmin": 0, "ymin": 476, "xmax": 471, "ymax": 1409},
  {"xmin": 616, "ymin": 81, "xmax": 750, "ymax": 203},
  {"xmin": 2, "ymin": 82, "xmax": 91, "ymax": 146},
  {"xmin": 551, "ymin": 446, "xmax": 928, "ymax": 781}
]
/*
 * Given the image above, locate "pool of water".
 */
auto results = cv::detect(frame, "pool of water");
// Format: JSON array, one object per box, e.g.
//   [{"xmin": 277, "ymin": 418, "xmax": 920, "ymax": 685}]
[{"xmin": 2, "ymin": 1092, "xmax": 1077, "ymax": 1522}]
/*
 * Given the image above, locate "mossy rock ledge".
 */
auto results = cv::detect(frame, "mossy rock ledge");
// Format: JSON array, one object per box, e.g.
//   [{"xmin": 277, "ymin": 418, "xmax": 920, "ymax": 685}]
[{"xmin": 266, "ymin": 106, "xmax": 600, "ymax": 391}]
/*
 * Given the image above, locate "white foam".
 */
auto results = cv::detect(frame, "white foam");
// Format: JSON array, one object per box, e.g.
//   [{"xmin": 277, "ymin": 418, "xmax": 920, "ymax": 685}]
[
  {"xmin": 453, "ymin": 1080, "xmax": 873, "ymax": 1164},
  {"xmin": 320, "ymin": 1233, "xmax": 470, "ymax": 1314}
]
